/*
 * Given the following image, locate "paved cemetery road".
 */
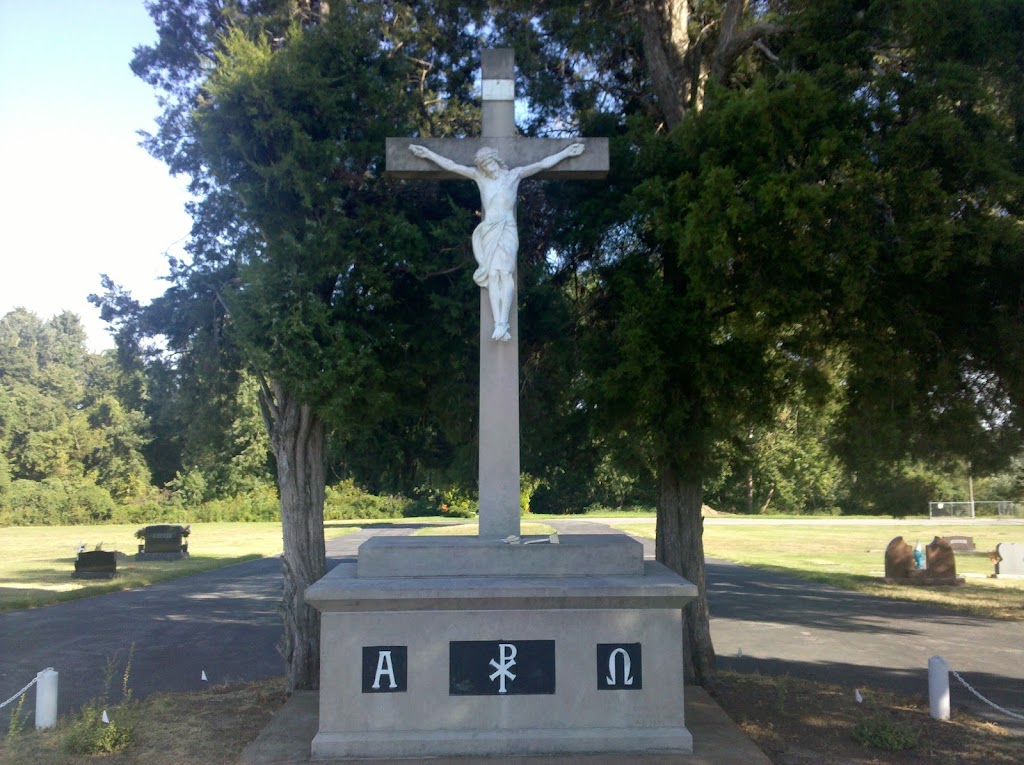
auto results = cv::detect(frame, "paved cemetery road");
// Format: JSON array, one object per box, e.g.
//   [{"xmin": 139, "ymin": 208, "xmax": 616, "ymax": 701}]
[{"xmin": 2, "ymin": 520, "xmax": 1022, "ymax": 732}]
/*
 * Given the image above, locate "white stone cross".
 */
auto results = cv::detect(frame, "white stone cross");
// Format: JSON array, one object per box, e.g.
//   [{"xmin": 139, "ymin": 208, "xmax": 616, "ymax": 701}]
[{"xmin": 386, "ymin": 50, "xmax": 608, "ymax": 540}]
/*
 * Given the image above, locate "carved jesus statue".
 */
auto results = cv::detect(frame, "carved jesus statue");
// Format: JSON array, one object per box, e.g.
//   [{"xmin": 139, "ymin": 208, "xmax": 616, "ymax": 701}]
[{"xmin": 409, "ymin": 142, "xmax": 585, "ymax": 341}]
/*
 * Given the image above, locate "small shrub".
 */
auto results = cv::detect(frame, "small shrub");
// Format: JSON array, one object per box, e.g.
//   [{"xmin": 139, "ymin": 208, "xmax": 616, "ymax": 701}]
[
  {"xmin": 63, "ymin": 644, "xmax": 137, "ymax": 755},
  {"xmin": 520, "ymin": 473, "xmax": 540, "ymax": 515},
  {"xmin": 6, "ymin": 693, "xmax": 27, "ymax": 742},
  {"xmin": 324, "ymin": 480, "xmax": 410, "ymax": 520},
  {"xmin": 62, "ymin": 701, "xmax": 134, "ymax": 755},
  {"xmin": 435, "ymin": 486, "xmax": 477, "ymax": 519},
  {"xmin": 853, "ymin": 710, "xmax": 921, "ymax": 751},
  {"xmin": 774, "ymin": 675, "xmax": 789, "ymax": 714}
]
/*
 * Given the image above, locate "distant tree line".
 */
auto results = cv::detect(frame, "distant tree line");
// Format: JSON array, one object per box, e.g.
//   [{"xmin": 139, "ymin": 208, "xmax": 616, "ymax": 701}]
[{"xmin": 4, "ymin": 300, "xmax": 1022, "ymax": 526}]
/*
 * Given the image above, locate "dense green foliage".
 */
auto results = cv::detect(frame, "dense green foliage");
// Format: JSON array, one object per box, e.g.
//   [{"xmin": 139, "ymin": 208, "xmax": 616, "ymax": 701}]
[{"xmin": 0, "ymin": 309, "xmax": 150, "ymax": 524}]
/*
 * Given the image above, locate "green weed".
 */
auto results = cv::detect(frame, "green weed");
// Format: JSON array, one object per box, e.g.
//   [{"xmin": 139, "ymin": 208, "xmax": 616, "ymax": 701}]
[{"xmin": 853, "ymin": 709, "xmax": 922, "ymax": 751}]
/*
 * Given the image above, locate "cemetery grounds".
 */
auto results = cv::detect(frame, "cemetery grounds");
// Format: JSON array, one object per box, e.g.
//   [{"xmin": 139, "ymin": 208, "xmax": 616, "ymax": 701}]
[
  {"xmin": 0, "ymin": 522, "xmax": 360, "ymax": 611},
  {"xmin": 1, "ymin": 517, "xmax": 1022, "ymax": 763}
]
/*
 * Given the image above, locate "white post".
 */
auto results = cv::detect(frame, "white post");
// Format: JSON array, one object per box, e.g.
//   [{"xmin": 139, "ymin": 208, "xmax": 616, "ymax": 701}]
[
  {"xmin": 928, "ymin": 656, "xmax": 950, "ymax": 720},
  {"xmin": 34, "ymin": 668, "xmax": 58, "ymax": 729}
]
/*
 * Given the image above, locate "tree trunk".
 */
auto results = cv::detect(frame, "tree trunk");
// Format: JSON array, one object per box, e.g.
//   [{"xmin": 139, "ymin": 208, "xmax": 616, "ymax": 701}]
[
  {"xmin": 656, "ymin": 461, "xmax": 716, "ymax": 688},
  {"xmin": 261, "ymin": 379, "xmax": 327, "ymax": 693}
]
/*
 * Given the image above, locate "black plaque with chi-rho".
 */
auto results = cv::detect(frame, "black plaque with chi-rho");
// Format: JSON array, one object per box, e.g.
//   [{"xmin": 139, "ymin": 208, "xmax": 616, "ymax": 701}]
[
  {"xmin": 449, "ymin": 640, "xmax": 555, "ymax": 695},
  {"xmin": 362, "ymin": 646, "xmax": 407, "ymax": 693}
]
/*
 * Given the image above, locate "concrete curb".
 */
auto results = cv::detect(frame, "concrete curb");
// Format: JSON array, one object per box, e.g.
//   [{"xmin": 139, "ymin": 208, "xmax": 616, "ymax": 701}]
[{"xmin": 238, "ymin": 686, "xmax": 769, "ymax": 765}]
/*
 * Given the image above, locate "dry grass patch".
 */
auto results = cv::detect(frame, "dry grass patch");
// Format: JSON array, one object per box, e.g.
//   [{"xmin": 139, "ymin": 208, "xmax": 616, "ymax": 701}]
[
  {"xmin": 714, "ymin": 670, "xmax": 1024, "ymax": 764},
  {"xmin": 0, "ymin": 678, "xmax": 287, "ymax": 765}
]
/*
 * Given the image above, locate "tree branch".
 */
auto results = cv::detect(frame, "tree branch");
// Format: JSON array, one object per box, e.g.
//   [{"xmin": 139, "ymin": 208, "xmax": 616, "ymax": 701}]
[
  {"xmin": 711, "ymin": 19, "xmax": 783, "ymax": 84},
  {"xmin": 637, "ymin": 0, "xmax": 692, "ymax": 128}
]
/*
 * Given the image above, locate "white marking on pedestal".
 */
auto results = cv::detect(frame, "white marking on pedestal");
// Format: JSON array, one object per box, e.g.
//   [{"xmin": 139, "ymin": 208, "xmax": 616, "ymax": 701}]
[
  {"xmin": 482, "ymin": 79, "xmax": 515, "ymax": 100},
  {"xmin": 607, "ymin": 648, "xmax": 634, "ymax": 686},
  {"xmin": 372, "ymin": 651, "xmax": 398, "ymax": 690}
]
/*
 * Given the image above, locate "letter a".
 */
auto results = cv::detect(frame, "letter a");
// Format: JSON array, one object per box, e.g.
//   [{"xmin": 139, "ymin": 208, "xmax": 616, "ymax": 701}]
[{"xmin": 372, "ymin": 650, "xmax": 398, "ymax": 689}]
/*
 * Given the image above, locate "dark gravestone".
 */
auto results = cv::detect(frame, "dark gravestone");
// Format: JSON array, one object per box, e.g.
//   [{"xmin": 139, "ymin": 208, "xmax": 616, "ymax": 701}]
[
  {"xmin": 135, "ymin": 524, "xmax": 190, "ymax": 560},
  {"xmin": 884, "ymin": 536, "xmax": 915, "ymax": 579},
  {"xmin": 926, "ymin": 536, "xmax": 957, "ymax": 578},
  {"xmin": 73, "ymin": 550, "xmax": 117, "ymax": 579},
  {"xmin": 883, "ymin": 535, "xmax": 962, "ymax": 585},
  {"xmin": 941, "ymin": 535, "xmax": 976, "ymax": 552}
]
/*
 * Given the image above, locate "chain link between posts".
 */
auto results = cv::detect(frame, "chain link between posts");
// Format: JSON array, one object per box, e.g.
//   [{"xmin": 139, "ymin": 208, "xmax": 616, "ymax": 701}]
[
  {"xmin": 0, "ymin": 675, "xmax": 38, "ymax": 709},
  {"xmin": 950, "ymin": 669, "xmax": 1024, "ymax": 722}
]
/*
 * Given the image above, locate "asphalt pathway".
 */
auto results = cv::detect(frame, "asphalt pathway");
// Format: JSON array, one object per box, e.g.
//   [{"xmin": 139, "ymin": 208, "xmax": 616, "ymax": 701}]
[{"xmin": 2, "ymin": 521, "xmax": 1021, "ymax": 731}]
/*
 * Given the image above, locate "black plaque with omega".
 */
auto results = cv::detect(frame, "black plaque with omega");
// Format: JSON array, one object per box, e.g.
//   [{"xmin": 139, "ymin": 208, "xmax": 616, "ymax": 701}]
[{"xmin": 597, "ymin": 643, "xmax": 642, "ymax": 690}]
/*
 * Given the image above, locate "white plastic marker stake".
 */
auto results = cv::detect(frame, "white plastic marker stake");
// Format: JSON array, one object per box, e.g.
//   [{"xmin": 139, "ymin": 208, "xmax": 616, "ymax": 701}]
[
  {"xmin": 736, "ymin": 647, "xmax": 743, "ymax": 658},
  {"xmin": 102, "ymin": 710, "xmax": 110, "ymax": 724},
  {"xmin": 855, "ymin": 689, "xmax": 863, "ymax": 703},
  {"xmin": 201, "ymin": 670, "xmax": 208, "ymax": 682}
]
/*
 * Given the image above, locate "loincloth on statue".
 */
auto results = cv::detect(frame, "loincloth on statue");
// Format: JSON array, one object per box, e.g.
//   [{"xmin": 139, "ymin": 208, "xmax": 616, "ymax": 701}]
[{"xmin": 472, "ymin": 218, "xmax": 518, "ymax": 287}]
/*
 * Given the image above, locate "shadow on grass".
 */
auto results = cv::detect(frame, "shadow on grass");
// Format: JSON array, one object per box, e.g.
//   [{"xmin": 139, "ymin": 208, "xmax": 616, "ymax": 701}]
[
  {"xmin": 0, "ymin": 554, "xmax": 265, "ymax": 612},
  {"xmin": 710, "ymin": 558, "xmax": 1023, "ymax": 622}
]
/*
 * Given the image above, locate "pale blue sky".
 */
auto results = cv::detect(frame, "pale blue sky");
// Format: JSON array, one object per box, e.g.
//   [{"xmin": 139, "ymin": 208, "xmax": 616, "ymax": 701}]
[{"xmin": 0, "ymin": 0, "xmax": 193, "ymax": 351}]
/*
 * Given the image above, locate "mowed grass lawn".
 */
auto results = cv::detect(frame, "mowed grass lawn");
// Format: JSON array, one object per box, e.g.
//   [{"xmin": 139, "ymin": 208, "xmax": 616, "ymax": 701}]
[
  {"xmin": 613, "ymin": 519, "xmax": 1024, "ymax": 620},
  {"xmin": 0, "ymin": 522, "xmax": 360, "ymax": 611},
  {"xmin": 413, "ymin": 521, "xmax": 556, "ymax": 537}
]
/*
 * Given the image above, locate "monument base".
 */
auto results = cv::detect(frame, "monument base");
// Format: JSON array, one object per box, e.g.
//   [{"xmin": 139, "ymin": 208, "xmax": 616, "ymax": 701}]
[
  {"xmin": 306, "ymin": 535, "xmax": 697, "ymax": 761},
  {"xmin": 134, "ymin": 551, "xmax": 189, "ymax": 561}
]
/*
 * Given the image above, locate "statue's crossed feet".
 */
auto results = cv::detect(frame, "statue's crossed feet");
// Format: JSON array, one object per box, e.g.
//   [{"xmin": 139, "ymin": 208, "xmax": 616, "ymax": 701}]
[{"xmin": 492, "ymin": 322, "xmax": 511, "ymax": 342}]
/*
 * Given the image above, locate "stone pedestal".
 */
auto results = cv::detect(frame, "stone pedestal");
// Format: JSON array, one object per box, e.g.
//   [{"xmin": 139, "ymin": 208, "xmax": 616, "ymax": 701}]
[{"xmin": 306, "ymin": 534, "xmax": 697, "ymax": 760}]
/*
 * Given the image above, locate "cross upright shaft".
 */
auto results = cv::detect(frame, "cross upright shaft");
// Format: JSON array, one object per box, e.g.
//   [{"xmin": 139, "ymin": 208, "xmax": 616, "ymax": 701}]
[
  {"xmin": 477, "ymin": 48, "xmax": 519, "ymax": 541},
  {"xmin": 480, "ymin": 49, "xmax": 515, "ymax": 138},
  {"xmin": 385, "ymin": 51, "xmax": 608, "ymax": 540}
]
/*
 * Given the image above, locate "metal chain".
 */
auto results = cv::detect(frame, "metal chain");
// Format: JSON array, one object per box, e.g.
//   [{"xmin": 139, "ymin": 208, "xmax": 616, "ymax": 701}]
[
  {"xmin": 0, "ymin": 676, "xmax": 38, "ymax": 709},
  {"xmin": 951, "ymin": 669, "xmax": 1024, "ymax": 722}
]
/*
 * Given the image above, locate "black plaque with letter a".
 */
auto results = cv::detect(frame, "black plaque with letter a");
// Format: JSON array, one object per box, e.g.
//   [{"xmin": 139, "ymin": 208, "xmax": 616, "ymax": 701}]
[
  {"xmin": 449, "ymin": 640, "xmax": 555, "ymax": 695},
  {"xmin": 597, "ymin": 643, "xmax": 642, "ymax": 690},
  {"xmin": 362, "ymin": 646, "xmax": 407, "ymax": 693}
]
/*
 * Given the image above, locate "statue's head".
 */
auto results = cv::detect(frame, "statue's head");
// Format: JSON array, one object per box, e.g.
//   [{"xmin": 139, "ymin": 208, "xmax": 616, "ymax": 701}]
[{"xmin": 475, "ymin": 147, "xmax": 505, "ymax": 176}]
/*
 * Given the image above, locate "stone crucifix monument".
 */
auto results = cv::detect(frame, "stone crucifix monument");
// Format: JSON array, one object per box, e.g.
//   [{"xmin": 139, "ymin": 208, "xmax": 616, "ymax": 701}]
[
  {"xmin": 306, "ymin": 50, "xmax": 696, "ymax": 760},
  {"xmin": 385, "ymin": 48, "xmax": 608, "ymax": 540}
]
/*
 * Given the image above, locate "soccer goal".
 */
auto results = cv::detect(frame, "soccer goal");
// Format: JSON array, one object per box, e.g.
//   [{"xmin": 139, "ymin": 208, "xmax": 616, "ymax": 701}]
[{"xmin": 928, "ymin": 501, "xmax": 1020, "ymax": 518}]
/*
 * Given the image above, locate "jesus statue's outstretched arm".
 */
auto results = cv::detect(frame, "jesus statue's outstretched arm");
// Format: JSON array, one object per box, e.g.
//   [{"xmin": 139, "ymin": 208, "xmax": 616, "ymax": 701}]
[
  {"xmin": 409, "ymin": 144, "xmax": 476, "ymax": 180},
  {"xmin": 514, "ymin": 143, "xmax": 585, "ymax": 180}
]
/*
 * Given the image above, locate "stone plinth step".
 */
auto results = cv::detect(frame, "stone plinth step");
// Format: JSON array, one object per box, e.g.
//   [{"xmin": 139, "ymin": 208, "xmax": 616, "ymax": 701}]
[{"xmin": 356, "ymin": 533, "xmax": 644, "ymax": 578}]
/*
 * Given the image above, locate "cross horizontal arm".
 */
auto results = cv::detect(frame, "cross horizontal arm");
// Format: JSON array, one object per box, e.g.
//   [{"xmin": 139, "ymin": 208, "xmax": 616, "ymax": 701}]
[{"xmin": 385, "ymin": 137, "xmax": 609, "ymax": 180}]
